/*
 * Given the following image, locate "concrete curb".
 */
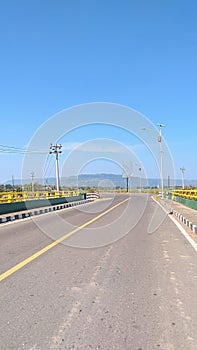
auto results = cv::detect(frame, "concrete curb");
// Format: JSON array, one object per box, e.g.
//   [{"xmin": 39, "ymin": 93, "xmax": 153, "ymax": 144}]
[
  {"xmin": 172, "ymin": 209, "xmax": 197, "ymax": 234},
  {"xmin": 0, "ymin": 199, "xmax": 93, "ymax": 224},
  {"xmin": 152, "ymin": 196, "xmax": 197, "ymax": 235}
]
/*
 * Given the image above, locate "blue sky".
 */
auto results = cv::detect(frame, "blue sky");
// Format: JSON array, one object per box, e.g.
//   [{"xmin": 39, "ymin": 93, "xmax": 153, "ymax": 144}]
[{"xmin": 0, "ymin": 0, "xmax": 196, "ymax": 184}]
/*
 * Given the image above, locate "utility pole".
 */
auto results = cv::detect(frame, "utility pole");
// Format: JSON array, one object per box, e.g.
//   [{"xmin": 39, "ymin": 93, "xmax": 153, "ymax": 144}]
[
  {"xmin": 180, "ymin": 167, "xmax": 185, "ymax": 189},
  {"xmin": 30, "ymin": 171, "xmax": 35, "ymax": 192},
  {"xmin": 157, "ymin": 123, "xmax": 165, "ymax": 199},
  {"xmin": 12, "ymin": 175, "xmax": 15, "ymax": 192},
  {"xmin": 49, "ymin": 144, "xmax": 62, "ymax": 191}
]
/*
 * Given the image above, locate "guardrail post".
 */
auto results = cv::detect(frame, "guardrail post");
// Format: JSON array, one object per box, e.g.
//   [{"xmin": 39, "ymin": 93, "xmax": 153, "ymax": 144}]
[{"xmin": 8, "ymin": 193, "xmax": 13, "ymax": 203}]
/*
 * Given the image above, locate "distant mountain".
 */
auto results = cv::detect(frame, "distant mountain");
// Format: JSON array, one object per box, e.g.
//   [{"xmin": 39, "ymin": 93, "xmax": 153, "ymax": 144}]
[{"xmin": 4, "ymin": 173, "xmax": 197, "ymax": 188}]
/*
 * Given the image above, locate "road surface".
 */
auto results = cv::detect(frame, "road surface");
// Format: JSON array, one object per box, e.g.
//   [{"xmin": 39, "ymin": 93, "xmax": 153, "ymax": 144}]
[{"xmin": 0, "ymin": 194, "xmax": 197, "ymax": 350}]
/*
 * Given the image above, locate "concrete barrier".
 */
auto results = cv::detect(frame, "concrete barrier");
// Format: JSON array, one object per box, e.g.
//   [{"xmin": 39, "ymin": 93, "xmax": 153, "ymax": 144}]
[
  {"xmin": 171, "ymin": 195, "xmax": 197, "ymax": 211},
  {"xmin": 0, "ymin": 196, "xmax": 93, "ymax": 224},
  {"xmin": 0, "ymin": 194, "xmax": 86, "ymax": 216},
  {"xmin": 193, "ymin": 225, "xmax": 197, "ymax": 234},
  {"xmin": 171, "ymin": 209, "xmax": 197, "ymax": 235}
]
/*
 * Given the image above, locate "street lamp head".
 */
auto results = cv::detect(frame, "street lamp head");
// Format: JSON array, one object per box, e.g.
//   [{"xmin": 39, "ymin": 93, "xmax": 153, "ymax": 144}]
[{"xmin": 157, "ymin": 123, "xmax": 165, "ymax": 128}]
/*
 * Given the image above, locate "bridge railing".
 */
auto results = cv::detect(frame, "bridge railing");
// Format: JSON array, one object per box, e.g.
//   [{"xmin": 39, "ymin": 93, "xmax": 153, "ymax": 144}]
[
  {"xmin": 172, "ymin": 189, "xmax": 197, "ymax": 200},
  {"xmin": 0, "ymin": 191, "xmax": 80, "ymax": 203}
]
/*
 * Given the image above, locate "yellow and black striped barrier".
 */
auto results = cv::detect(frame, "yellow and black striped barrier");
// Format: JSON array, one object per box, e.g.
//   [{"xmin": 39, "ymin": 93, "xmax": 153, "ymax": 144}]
[
  {"xmin": 172, "ymin": 189, "xmax": 197, "ymax": 201},
  {"xmin": 0, "ymin": 190, "xmax": 80, "ymax": 204},
  {"xmin": 170, "ymin": 189, "xmax": 197, "ymax": 211}
]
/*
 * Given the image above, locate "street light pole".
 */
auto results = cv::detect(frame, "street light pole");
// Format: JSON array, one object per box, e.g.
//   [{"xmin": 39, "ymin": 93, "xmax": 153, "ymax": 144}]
[
  {"xmin": 157, "ymin": 123, "xmax": 165, "ymax": 199},
  {"xmin": 180, "ymin": 167, "xmax": 185, "ymax": 189},
  {"xmin": 139, "ymin": 167, "xmax": 142, "ymax": 192},
  {"xmin": 30, "ymin": 171, "xmax": 35, "ymax": 192},
  {"xmin": 122, "ymin": 161, "xmax": 133, "ymax": 193},
  {"xmin": 135, "ymin": 163, "xmax": 142, "ymax": 192},
  {"xmin": 49, "ymin": 144, "xmax": 62, "ymax": 191}
]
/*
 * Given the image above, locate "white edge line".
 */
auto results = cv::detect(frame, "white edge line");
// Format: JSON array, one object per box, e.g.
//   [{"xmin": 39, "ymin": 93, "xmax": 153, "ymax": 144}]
[{"xmin": 151, "ymin": 196, "xmax": 197, "ymax": 253}]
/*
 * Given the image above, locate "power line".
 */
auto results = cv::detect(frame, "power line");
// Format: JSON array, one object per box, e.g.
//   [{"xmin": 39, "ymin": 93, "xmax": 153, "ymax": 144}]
[
  {"xmin": 43, "ymin": 155, "xmax": 56, "ymax": 182},
  {"xmin": 0, "ymin": 144, "xmax": 48, "ymax": 154},
  {"xmin": 43, "ymin": 155, "xmax": 53, "ymax": 177}
]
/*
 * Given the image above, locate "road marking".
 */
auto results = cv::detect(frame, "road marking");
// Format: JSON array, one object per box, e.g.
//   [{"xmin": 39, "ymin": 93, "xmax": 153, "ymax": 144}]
[
  {"xmin": 152, "ymin": 196, "xmax": 197, "ymax": 253},
  {"xmin": 169, "ymin": 215, "xmax": 197, "ymax": 252},
  {"xmin": 0, "ymin": 197, "xmax": 129, "ymax": 282}
]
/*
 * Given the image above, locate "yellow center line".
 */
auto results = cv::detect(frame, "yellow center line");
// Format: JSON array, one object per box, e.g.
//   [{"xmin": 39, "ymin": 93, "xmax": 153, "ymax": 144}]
[{"xmin": 0, "ymin": 197, "xmax": 129, "ymax": 282}]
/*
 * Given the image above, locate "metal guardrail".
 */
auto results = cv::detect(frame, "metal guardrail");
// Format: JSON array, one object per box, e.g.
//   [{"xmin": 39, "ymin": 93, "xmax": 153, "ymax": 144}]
[
  {"xmin": 0, "ymin": 191, "xmax": 80, "ymax": 203},
  {"xmin": 172, "ymin": 189, "xmax": 197, "ymax": 200},
  {"xmin": 86, "ymin": 192, "xmax": 100, "ymax": 199}
]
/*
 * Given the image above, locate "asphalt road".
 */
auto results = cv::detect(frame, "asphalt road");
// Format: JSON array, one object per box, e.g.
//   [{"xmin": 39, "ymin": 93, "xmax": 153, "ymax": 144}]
[{"xmin": 0, "ymin": 194, "xmax": 197, "ymax": 350}]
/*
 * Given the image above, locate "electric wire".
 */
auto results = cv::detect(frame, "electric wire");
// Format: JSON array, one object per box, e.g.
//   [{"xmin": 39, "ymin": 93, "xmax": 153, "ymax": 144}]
[
  {"xmin": 0, "ymin": 144, "xmax": 49, "ymax": 154},
  {"xmin": 43, "ymin": 155, "xmax": 55, "ymax": 182}
]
